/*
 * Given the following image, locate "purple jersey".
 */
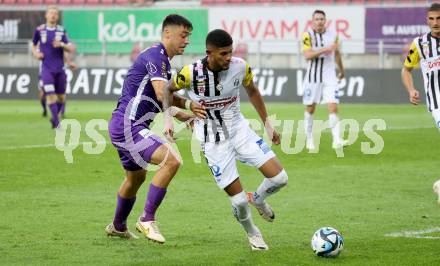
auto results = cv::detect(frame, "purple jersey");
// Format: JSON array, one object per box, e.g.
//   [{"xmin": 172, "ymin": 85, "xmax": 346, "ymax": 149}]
[
  {"xmin": 113, "ymin": 43, "xmax": 171, "ymax": 127},
  {"xmin": 32, "ymin": 24, "xmax": 68, "ymax": 73}
]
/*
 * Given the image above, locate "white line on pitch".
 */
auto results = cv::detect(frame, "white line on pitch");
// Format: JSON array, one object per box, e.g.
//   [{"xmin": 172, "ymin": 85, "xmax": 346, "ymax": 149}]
[{"xmin": 385, "ymin": 228, "xmax": 440, "ymax": 239}]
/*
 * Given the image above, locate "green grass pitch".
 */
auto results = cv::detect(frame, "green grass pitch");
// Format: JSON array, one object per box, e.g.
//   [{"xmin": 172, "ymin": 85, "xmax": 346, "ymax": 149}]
[{"xmin": 0, "ymin": 100, "xmax": 439, "ymax": 265}]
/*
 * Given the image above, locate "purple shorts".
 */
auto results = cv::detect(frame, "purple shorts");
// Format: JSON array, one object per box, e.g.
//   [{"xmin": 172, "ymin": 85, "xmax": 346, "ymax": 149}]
[
  {"xmin": 41, "ymin": 70, "xmax": 66, "ymax": 95},
  {"xmin": 108, "ymin": 113, "xmax": 164, "ymax": 171}
]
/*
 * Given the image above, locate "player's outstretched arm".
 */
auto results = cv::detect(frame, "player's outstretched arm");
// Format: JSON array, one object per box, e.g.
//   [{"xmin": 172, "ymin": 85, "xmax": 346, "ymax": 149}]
[
  {"xmin": 244, "ymin": 80, "xmax": 281, "ymax": 145},
  {"xmin": 401, "ymin": 66, "xmax": 420, "ymax": 105}
]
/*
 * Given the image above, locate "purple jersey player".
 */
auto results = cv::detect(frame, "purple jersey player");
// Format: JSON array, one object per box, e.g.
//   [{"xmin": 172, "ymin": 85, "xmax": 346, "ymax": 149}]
[
  {"xmin": 105, "ymin": 14, "xmax": 205, "ymax": 243},
  {"xmin": 31, "ymin": 6, "xmax": 73, "ymax": 128}
]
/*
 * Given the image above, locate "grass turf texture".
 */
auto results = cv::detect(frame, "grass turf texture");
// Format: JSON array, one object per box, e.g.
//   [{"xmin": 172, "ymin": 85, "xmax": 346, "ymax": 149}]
[{"xmin": 0, "ymin": 100, "xmax": 439, "ymax": 265}]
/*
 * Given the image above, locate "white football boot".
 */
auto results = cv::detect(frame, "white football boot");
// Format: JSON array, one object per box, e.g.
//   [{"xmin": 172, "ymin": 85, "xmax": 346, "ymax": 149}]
[
  {"xmin": 247, "ymin": 192, "xmax": 275, "ymax": 222},
  {"xmin": 248, "ymin": 233, "xmax": 269, "ymax": 251},
  {"xmin": 105, "ymin": 223, "xmax": 138, "ymax": 239},
  {"xmin": 136, "ymin": 218, "xmax": 165, "ymax": 244}
]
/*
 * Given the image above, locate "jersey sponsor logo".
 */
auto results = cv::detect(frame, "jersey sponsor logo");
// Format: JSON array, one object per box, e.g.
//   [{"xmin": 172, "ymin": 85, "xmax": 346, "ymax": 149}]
[
  {"xmin": 161, "ymin": 61, "xmax": 167, "ymax": 79},
  {"xmin": 146, "ymin": 61, "xmax": 157, "ymax": 74},
  {"xmin": 216, "ymin": 83, "xmax": 223, "ymax": 91},
  {"xmin": 198, "ymin": 84, "xmax": 206, "ymax": 94},
  {"xmin": 41, "ymin": 31, "xmax": 47, "ymax": 43},
  {"xmin": 55, "ymin": 31, "xmax": 64, "ymax": 41},
  {"xmin": 422, "ymin": 56, "xmax": 440, "ymax": 72},
  {"xmin": 304, "ymin": 88, "xmax": 312, "ymax": 98},
  {"xmin": 209, "ymin": 165, "xmax": 221, "ymax": 178},
  {"xmin": 233, "ymin": 78, "xmax": 240, "ymax": 87},
  {"xmin": 199, "ymin": 96, "xmax": 237, "ymax": 109},
  {"xmin": 256, "ymin": 139, "xmax": 270, "ymax": 154}
]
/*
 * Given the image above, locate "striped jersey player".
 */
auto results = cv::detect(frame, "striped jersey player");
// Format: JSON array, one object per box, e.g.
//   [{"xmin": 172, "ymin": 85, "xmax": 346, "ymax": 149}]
[
  {"xmin": 169, "ymin": 29, "xmax": 289, "ymax": 251},
  {"xmin": 402, "ymin": 3, "xmax": 440, "ymax": 130},
  {"xmin": 301, "ymin": 10, "xmax": 346, "ymax": 151}
]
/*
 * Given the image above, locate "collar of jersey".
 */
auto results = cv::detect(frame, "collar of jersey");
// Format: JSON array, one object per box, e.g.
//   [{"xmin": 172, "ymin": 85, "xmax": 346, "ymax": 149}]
[
  {"xmin": 201, "ymin": 56, "xmax": 222, "ymax": 74},
  {"xmin": 158, "ymin": 42, "xmax": 170, "ymax": 60},
  {"xmin": 45, "ymin": 25, "xmax": 56, "ymax": 31}
]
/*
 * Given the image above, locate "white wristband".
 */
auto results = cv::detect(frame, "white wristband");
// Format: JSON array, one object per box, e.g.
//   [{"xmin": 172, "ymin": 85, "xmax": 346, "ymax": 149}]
[{"xmin": 185, "ymin": 99, "xmax": 191, "ymax": 110}]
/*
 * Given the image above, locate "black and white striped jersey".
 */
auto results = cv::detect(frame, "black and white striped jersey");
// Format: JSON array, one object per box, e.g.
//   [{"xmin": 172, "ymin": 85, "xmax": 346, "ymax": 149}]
[
  {"xmin": 174, "ymin": 56, "xmax": 254, "ymax": 143},
  {"xmin": 302, "ymin": 29, "xmax": 339, "ymax": 84},
  {"xmin": 405, "ymin": 33, "xmax": 440, "ymax": 112}
]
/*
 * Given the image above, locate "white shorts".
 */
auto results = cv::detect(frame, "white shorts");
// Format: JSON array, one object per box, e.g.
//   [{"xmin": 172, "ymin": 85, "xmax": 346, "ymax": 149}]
[
  {"xmin": 302, "ymin": 81, "xmax": 340, "ymax": 105},
  {"xmin": 201, "ymin": 124, "xmax": 276, "ymax": 190},
  {"xmin": 432, "ymin": 109, "xmax": 440, "ymax": 131}
]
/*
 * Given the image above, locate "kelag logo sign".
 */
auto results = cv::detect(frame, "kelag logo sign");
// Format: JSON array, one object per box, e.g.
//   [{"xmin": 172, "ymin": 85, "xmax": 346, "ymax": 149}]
[{"xmin": 63, "ymin": 9, "xmax": 208, "ymax": 54}]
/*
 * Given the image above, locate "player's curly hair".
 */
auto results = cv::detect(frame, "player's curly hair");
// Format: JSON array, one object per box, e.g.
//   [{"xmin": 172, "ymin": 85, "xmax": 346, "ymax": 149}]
[
  {"xmin": 162, "ymin": 14, "xmax": 193, "ymax": 32},
  {"xmin": 206, "ymin": 29, "xmax": 233, "ymax": 48}
]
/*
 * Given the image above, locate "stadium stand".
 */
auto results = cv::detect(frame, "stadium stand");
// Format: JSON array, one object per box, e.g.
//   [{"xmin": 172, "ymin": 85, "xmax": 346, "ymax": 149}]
[{"xmin": 0, "ymin": 0, "xmax": 431, "ymax": 5}]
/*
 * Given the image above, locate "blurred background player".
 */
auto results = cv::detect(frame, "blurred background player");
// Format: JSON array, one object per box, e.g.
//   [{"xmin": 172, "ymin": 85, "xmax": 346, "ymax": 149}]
[
  {"xmin": 105, "ymin": 14, "xmax": 203, "ymax": 243},
  {"xmin": 401, "ymin": 3, "xmax": 440, "ymax": 130},
  {"xmin": 31, "ymin": 6, "xmax": 73, "ymax": 128},
  {"xmin": 37, "ymin": 47, "xmax": 76, "ymax": 118},
  {"xmin": 170, "ymin": 29, "xmax": 288, "ymax": 250},
  {"xmin": 301, "ymin": 10, "xmax": 346, "ymax": 151}
]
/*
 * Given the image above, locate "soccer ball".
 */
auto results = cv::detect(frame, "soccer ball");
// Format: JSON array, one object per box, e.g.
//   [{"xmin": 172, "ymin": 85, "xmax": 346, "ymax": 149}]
[{"xmin": 311, "ymin": 227, "xmax": 344, "ymax": 257}]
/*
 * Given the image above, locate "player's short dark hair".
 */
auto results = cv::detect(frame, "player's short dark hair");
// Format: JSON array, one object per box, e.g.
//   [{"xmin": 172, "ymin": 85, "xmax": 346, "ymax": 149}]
[
  {"xmin": 162, "ymin": 14, "xmax": 193, "ymax": 32},
  {"xmin": 206, "ymin": 29, "xmax": 233, "ymax": 48},
  {"xmin": 428, "ymin": 3, "xmax": 440, "ymax": 12},
  {"xmin": 313, "ymin": 10, "xmax": 326, "ymax": 17}
]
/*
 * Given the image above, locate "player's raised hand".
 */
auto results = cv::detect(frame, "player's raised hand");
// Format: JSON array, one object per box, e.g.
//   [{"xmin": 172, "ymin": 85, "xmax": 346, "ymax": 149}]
[
  {"xmin": 409, "ymin": 89, "xmax": 420, "ymax": 105},
  {"xmin": 190, "ymin": 101, "xmax": 206, "ymax": 119}
]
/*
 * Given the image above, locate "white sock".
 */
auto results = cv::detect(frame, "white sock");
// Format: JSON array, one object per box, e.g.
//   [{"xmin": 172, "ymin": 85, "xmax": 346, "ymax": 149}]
[
  {"xmin": 253, "ymin": 170, "xmax": 288, "ymax": 205},
  {"xmin": 230, "ymin": 191, "xmax": 260, "ymax": 236},
  {"xmin": 304, "ymin": 111, "xmax": 313, "ymax": 140},
  {"xmin": 329, "ymin": 113, "xmax": 341, "ymax": 142}
]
